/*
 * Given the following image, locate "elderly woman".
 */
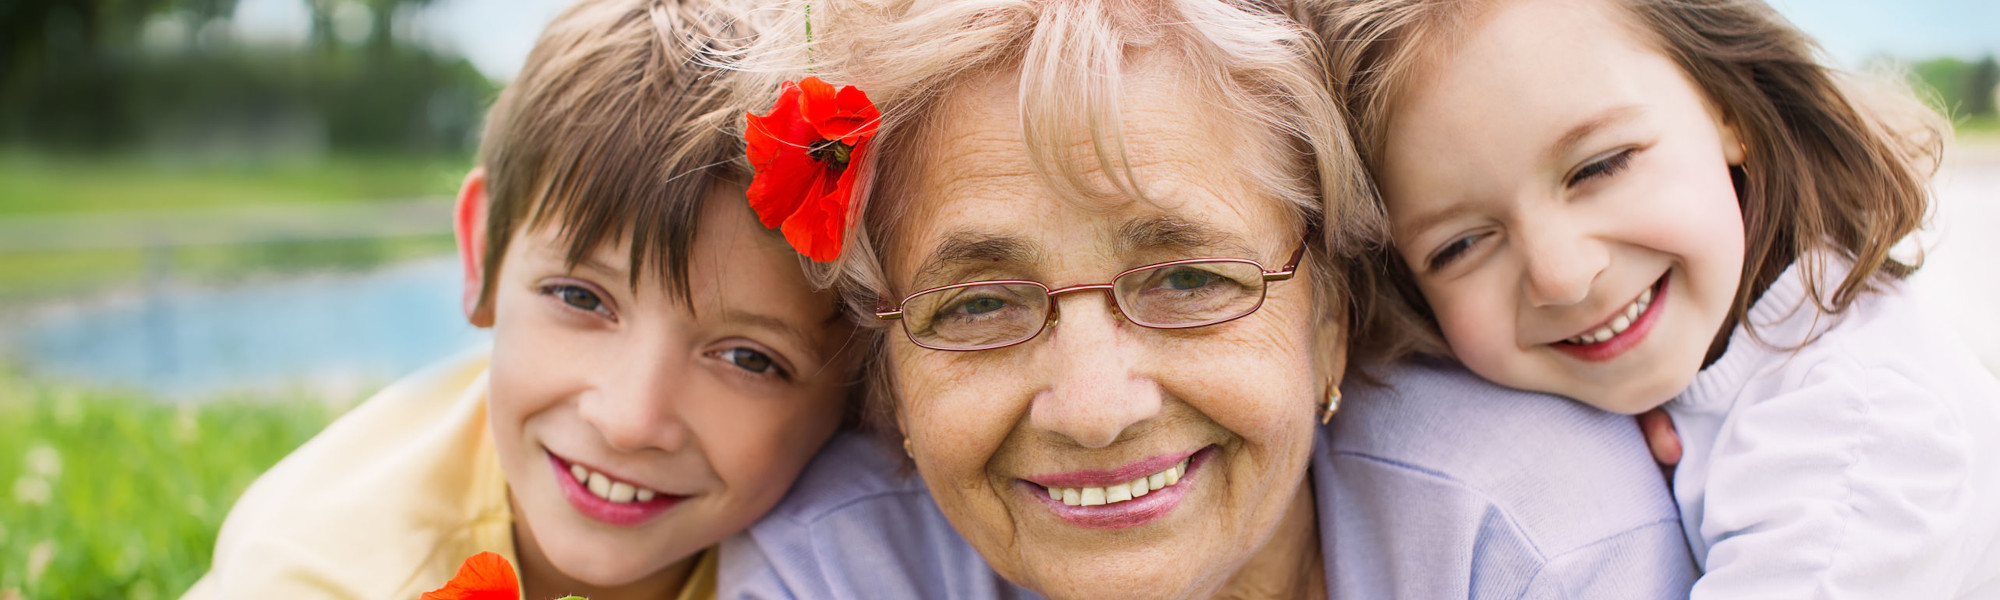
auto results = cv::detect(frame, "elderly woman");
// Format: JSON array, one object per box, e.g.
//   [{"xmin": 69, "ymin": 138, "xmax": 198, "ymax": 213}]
[{"xmin": 722, "ymin": 1, "xmax": 1694, "ymax": 598}]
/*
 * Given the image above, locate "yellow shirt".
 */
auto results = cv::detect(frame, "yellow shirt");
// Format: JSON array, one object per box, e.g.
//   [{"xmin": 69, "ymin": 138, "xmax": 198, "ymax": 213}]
[{"xmin": 183, "ymin": 352, "xmax": 718, "ymax": 600}]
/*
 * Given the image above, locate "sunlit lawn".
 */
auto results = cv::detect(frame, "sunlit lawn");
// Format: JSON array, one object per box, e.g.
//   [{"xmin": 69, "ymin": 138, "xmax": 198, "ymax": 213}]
[
  {"xmin": 0, "ymin": 152, "xmax": 468, "ymax": 217},
  {"xmin": 0, "ymin": 369, "xmax": 343, "ymax": 599},
  {"xmin": 0, "ymin": 151, "xmax": 466, "ymax": 303}
]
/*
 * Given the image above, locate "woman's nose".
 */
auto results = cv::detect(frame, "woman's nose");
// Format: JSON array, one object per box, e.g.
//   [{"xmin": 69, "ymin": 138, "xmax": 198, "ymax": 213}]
[
  {"xmin": 1030, "ymin": 292, "xmax": 1163, "ymax": 449},
  {"xmin": 1519, "ymin": 221, "xmax": 1607, "ymax": 307},
  {"xmin": 577, "ymin": 349, "xmax": 689, "ymax": 453}
]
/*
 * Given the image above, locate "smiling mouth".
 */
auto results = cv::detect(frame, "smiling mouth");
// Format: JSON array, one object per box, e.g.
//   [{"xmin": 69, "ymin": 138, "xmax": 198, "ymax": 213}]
[
  {"xmin": 1043, "ymin": 456, "xmax": 1190, "ymax": 507},
  {"xmin": 1562, "ymin": 282, "xmax": 1657, "ymax": 346},
  {"xmin": 546, "ymin": 451, "xmax": 685, "ymax": 526}
]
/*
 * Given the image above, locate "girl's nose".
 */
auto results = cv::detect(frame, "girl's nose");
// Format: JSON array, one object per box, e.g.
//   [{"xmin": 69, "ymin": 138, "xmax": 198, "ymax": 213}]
[
  {"xmin": 1029, "ymin": 292, "xmax": 1162, "ymax": 449},
  {"xmin": 1519, "ymin": 222, "xmax": 1608, "ymax": 307}
]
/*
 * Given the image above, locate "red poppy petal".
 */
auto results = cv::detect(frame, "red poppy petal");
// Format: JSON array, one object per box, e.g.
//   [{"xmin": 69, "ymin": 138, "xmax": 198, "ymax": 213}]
[
  {"xmin": 745, "ymin": 84, "xmax": 822, "ymax": 230},
  {"xmin": 422, "ymin": 552, "xmax": 519, "ymax": 600},
  {"xmin": 796, "ymin": 76, "xmax": 840, "ymax": 132}
]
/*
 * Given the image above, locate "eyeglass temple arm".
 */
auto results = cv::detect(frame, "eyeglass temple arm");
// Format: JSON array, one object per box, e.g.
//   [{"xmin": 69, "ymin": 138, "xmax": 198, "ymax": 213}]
[{"xmin": 1264, "ymin": 242, "xmax": 1309, "ymax": 281}]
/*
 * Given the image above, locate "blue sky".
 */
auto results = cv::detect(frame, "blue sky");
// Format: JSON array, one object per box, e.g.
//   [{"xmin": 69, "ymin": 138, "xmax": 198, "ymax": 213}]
[{"xmin": 230, "ymin": 0, "xmax": 2000, "ymax": 80}]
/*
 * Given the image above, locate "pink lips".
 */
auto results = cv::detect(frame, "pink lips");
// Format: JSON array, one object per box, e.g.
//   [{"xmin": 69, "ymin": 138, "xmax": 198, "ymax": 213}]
[
  {"xmin": 547, "ymin": 452, "xmax": 684, "ymax": 527},
  {"xmin": 1553, "ymin": 276, "xmax": 1667, "ymax": 362},
  {"xmin": 1022, "ymin": 447, "xmax": 1213, "ymax": 530}
]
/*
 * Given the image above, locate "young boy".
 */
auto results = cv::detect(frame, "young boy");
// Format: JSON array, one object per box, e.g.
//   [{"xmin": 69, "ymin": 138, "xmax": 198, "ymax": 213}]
[{"xmin": 182, "ymin": 1, "xmax": 859, "ymax": 598}]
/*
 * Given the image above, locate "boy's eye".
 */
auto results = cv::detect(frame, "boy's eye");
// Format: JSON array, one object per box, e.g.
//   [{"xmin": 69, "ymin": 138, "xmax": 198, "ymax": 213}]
[
  {"xmin": 716, "ymin": 347, "xmax": 786, "ymax": 378},
  {"xmin": 1568, "ymin": 148, "xmax": 1636, "ymax": 187},
  {"xmin": 543, "ymin": 284, "xmax": 608, "ymax": 314}
]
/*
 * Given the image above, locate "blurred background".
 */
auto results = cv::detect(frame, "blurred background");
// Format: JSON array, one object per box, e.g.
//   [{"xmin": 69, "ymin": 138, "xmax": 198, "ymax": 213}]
[{"xmin": 0, "ymin": 0, "xmax": 1993, "ymax": 597}]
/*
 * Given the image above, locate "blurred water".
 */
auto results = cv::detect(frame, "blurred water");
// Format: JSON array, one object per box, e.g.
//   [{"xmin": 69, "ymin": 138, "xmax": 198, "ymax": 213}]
[{"xmin": 0, "ymin": 257, "xmax": 488, "ymax": 401}]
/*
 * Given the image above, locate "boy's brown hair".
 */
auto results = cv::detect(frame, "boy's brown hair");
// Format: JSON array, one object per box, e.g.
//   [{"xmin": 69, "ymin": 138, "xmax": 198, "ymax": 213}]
[
  {"xmin": 474, "ymin": 0, "xmax": 754, "ymax": 309},
  {"xmin": 1300, "ymin": 0, "xmax": 1946, "ymax": 361}
]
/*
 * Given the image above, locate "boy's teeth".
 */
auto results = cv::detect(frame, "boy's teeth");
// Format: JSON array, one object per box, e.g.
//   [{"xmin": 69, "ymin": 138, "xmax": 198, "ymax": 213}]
[
  {"xmin": 1048, "ymin": 458, "xmax": 1191, "ymax": 508},
  {"xmin": 569, "ymin": 462, "xmax": 664, "ymax": 504},
  {"xmin": 1566, "ymin": 288, "xmax": 1654, "ymax": 345}
]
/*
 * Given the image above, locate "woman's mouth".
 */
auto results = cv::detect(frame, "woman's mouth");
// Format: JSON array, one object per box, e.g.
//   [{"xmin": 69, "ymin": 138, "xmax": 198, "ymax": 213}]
[
  {"xmin": 547, "ymin": 451, "xmax": 685, "ymax": 527},
  {"xmin": 1552, "ymin": 275, "xmax": 1668, "ymax": 362},
  {"xmin": 1020, "ymin": 446, "xmax": 1215, "ymax": 529}
]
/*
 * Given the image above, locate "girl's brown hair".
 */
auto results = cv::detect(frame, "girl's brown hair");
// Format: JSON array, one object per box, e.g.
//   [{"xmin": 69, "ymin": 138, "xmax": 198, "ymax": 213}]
[{"xmin": 1304, "ymin": 0, "xmax": 1946, "ymax": 359}]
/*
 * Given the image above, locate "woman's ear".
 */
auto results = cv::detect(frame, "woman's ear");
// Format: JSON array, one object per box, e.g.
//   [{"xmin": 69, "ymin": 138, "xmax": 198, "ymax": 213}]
[
  {"xmin": 1315, "ymin": 293, "xmax": 1351, "ymax": 387},
  {"xmin": 455, "ymin": 168, "xmax": 495, "ymax": 328}
]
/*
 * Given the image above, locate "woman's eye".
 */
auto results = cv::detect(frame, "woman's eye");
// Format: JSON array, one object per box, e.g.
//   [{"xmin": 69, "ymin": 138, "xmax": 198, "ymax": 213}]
[
  {"xmin": 1427, "ymin": 234, "xmax": 1481, "ymax": 271},
  {"xmin": 1161, "ymin": 269, "xmax": 1219, "ymax": 291},
  {"xmin": 543, "ymin": 284, "xmax": 607, "ymax": 313},
  {"xmin": 1569, "ymin": 149, "xmax": 1635, "ymax": 187},
  {"xmin": 953, "ymin": 296, "xmax": 1009, "ymax": 315},
  {"xmin": 716, "ymin": 347, "xmax": 785, "ymax": 377}
]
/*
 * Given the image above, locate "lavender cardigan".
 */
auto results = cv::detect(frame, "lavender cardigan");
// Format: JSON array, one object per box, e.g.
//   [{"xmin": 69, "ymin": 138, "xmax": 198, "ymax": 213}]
[{"xmin": 719, "ymin": 359, "xmax": 1698, "ymax": 599}]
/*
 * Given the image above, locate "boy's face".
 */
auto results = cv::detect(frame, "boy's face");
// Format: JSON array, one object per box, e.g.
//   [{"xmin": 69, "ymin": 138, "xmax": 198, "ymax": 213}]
[{"xmin": 479, "ymin": 183, "xmax": 854, "ymax": 587}]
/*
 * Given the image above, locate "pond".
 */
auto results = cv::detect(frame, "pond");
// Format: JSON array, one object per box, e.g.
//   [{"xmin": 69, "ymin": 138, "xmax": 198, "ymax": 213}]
[{"xmin": 0, "ymin": 257, "xmax": 489, "ymax": 401}]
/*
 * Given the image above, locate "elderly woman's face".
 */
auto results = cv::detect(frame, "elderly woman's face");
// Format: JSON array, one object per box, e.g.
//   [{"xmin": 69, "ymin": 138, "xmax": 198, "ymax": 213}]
[{"xmin": 881, "ymin": 67, "xmax": 1334, "ymax": 599}]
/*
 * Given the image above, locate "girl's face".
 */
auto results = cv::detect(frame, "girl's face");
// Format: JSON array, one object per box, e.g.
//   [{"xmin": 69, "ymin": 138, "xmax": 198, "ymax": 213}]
[
  {"xmin": 475, "ymin": 184, "xmax": 854, "ymax": 593},
  {"xmin": 1374, "ymin": 0, "xmax": 1747, "ymax": 414}
]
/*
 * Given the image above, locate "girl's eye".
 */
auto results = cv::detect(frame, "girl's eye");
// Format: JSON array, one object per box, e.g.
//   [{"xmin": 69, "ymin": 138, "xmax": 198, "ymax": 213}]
[
  {"xmin": 1568, "ymin": 149, "xmax": 1635, "ymax": 187},
  {"xmin": 716, "ymin": 347, "xmax": 787, "ymax": 378},
  {"xmin": 547, "ymin": 284, "xmax": 606, "ymax": 313},
  {"xmin": 1427, "ymin": 234, "xmax": 1482, "ymax": 272}
]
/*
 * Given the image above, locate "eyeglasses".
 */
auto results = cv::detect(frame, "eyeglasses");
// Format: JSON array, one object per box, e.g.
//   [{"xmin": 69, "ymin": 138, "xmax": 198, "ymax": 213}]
[{"xmin": 876, "ymin": 242, "xmax": 1307, "ymax": 352}]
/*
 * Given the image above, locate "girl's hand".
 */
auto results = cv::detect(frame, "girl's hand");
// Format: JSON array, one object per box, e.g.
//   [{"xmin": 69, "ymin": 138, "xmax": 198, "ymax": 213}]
[{"xmin": 1637, "ymin": 408, "xmax": 1681, "ymax": 481}]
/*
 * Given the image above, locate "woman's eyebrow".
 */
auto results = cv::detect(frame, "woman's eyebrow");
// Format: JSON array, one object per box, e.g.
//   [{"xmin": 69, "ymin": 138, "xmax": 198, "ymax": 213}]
[
  {"xmin": 1119, "ymin": 215, "xmax": 1254, "ymax": 257},
  {"xmin": 911, "ymin": 232, "xmax": 1040, "ymax": 288}
]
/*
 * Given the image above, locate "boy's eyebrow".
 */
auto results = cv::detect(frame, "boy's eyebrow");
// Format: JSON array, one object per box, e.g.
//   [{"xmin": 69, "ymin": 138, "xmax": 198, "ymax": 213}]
[{"xmin": 1548, "ymin": 105, "xmax": 1644, "ymax": 165}]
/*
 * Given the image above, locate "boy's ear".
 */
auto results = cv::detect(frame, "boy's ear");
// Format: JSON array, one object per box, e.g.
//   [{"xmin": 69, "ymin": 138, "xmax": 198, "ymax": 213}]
[{"xmin": 456, "ymin": 168, "xmax": 495, "ymax": 328}]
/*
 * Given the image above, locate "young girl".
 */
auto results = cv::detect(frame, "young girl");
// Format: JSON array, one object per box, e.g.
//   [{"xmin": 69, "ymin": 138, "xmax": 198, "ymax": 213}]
[
  {"xmin": 183, "ymin": 1, "xmax": 861, "ymax": 599},
  {"xmin": 1314, "ymin": 0, "xmax": 2000, "ymax": 595}
]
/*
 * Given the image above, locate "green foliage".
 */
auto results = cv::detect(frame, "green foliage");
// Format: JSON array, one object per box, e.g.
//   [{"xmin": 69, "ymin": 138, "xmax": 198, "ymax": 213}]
[
  {"xmin": 0, "ymin": 370, "xmax": 342, "ymax": 599},
  {"xmin": 1911, "ymin": 55, "xmax": 2000, "ymax": 119},
  {"xmin": 0, "ymin": 152, "xmax": 467, "ymax": 216}
]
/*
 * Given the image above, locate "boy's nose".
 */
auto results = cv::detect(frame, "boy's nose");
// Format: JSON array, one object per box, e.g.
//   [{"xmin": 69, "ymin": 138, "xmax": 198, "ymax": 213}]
[{"xmin": 578, "ymin": 352, "xmax": 689, "ymax": 453}]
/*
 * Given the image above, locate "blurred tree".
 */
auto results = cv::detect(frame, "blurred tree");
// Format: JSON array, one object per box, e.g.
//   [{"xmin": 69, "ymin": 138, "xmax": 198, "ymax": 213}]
[
  {"xmin": 365, "ymin": 0, "xmax": 438, "ymax": 58},
  {"xmin": 1968, "ymin": 55, "xmax": 1998, "ymax": 117}
]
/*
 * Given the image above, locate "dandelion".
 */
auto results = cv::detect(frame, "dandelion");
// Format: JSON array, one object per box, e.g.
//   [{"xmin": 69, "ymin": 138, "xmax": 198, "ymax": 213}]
[
  {"xmin": 12, "ymin": 476, "xmax": 50, "ymax": 506},
  {"xmin": 25, "ymin": 540, "xmax": 54, "ymax": 587},
  {"xmin": 24, "ymin": 445, "xmax": 60, "ymax": 479}
]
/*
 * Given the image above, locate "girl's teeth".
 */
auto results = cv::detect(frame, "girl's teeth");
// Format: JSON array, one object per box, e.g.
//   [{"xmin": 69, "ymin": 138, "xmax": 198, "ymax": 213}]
[
  {"xmin": 1567, "ymin": 288, "xmax": 1655, "ymax": 345},
  {"xmin": 1046, "ymin": 458, "xmax": 1190, "ymax": 508},
  {"xmin": 569, "ymin": 462, "xmax": 664, "ymax": 504}
]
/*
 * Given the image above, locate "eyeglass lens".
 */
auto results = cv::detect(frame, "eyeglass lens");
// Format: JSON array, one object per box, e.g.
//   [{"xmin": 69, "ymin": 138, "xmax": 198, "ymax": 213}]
[{"xmin": 900, "ymin": 260, "xmax": 1269, "ymax": 351}]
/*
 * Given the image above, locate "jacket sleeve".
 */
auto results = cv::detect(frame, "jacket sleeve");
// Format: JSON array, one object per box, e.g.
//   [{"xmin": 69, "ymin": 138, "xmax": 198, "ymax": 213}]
[{"xmin": 1689, "ymin": 358, "xmax": 1975, "ymax": 599}]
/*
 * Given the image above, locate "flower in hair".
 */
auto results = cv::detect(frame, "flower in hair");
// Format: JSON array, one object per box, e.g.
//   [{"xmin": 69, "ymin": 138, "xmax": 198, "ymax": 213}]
[
  {"xmin": 744, "ymin": 76, "xmax": 880, "ymax": 262},
  {"xmin": 421, "ymin": 552, "xmax": 519, "ymax": 600}
]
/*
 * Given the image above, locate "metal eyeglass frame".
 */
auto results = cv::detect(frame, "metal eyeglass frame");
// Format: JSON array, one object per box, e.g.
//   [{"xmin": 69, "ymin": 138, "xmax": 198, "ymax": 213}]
[{"xmin": 875, "ymin": 241, "xmax": 1308, "ymax": 352}]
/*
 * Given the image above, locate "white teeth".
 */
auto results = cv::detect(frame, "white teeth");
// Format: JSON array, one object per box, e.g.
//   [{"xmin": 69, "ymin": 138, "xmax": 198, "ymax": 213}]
[
  {"xmin": 568, "ymin": 461, "xmax": 665, "ymax": 504},
  {"xmin": 1047, "ymin": 458, "xmax": 1192, "ymax": 508},
  {"xmin": 587, "ymin": 472, "xmax": 611, "ymax": 498},
  {"xmin": 1565, "ymin": 287, "xmax": 1655, "ymax": 346}
]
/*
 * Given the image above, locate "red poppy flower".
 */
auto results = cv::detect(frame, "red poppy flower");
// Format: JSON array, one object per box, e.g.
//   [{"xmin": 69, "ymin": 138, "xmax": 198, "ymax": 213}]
[
  {"xmin": 745, "ymin": 76, "xmax": 880, "ymax": 262},
  {"xmin": 421, "ymin": 552, "xmax": 519, "ymax": 600}
]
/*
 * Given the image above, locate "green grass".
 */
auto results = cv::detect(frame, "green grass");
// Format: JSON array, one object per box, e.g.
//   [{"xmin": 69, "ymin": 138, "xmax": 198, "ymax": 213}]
[
  {"xmin": 0, "ymin": 371, "xmax": 343, "ymax": 599},
  {"xmin": 0, "ymin": 235, "xmax": 457, "ymax": 304},
  {"xmin": 0, "ymin": 152, "xmax": 470, "ymax": 217}
]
